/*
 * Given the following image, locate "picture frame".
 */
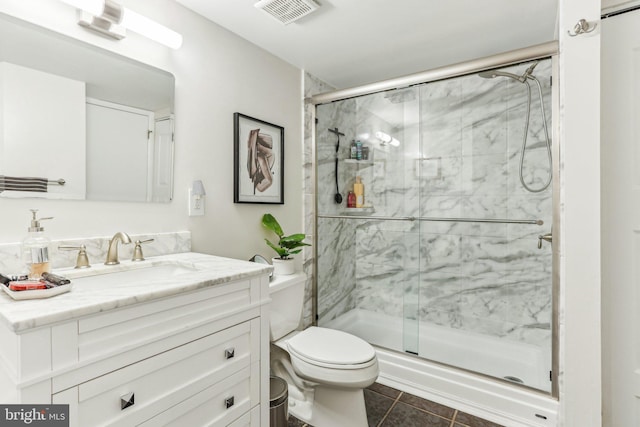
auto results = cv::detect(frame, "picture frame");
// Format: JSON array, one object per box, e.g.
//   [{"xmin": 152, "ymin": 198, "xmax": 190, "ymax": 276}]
[{"xmin": 234, "ymin": 113, "xmax": 284, "ymax": 204}]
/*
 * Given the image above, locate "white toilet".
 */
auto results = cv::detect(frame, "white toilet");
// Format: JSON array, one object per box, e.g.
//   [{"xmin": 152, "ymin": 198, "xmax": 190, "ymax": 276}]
[{"xmin": 269, "ymin": 273, "xmax": 379, "ymax": 427}]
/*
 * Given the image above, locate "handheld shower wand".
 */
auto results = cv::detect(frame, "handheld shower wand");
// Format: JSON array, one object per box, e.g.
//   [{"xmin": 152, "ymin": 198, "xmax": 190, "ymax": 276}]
[{"xmin": 478, "ymin": 61, "xmax": 551, "ymax": 193}]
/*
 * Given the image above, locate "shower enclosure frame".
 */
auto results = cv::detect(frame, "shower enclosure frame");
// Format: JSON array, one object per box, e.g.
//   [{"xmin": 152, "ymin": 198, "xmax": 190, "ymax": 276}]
[{"xmin": 307, "ymin": 40, "xmax": 560, "ymax": 416}]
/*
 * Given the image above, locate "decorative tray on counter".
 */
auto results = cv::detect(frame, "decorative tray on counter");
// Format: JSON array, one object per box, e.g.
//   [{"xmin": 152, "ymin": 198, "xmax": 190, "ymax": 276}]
[{"xmin": 1, "ymin": 283, "xmax": 72, "ymax": 300}]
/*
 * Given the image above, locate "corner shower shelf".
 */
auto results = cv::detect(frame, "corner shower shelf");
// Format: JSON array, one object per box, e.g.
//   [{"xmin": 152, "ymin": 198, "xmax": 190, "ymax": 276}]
[{"xmin": 342, "ymin": 207, "xmax": 375, "ymax": 215}]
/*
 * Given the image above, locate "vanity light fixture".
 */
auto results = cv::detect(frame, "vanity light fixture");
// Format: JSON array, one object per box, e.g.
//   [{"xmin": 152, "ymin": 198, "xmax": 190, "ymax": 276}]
[
  {"xmin": 375, "ymin": 131, "xmax": 400, "ymax": 147},
  {"xmin": 188, "ymin": 180, "xmax": 206, "ymax": 217},
  {"xmin": 59, "ymin": 0, "xmax": 183, "ymax": 49}
]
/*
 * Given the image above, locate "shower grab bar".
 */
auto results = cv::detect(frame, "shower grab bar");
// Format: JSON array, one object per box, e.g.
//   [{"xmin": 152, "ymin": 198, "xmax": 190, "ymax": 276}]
[{"xmin": 318, "ymin": 214, "xmax": 543, "ymax": 225}]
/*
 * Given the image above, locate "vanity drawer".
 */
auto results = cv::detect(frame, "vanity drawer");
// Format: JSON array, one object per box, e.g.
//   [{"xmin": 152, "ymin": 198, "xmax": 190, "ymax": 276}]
[
  {"xmin": 77, "ymin": 279, "xmax": 254, "ymax": 362},
  {"xmin": 138, "ymin": 363, "xmax": 259, "ymax": 427},
  {"xmin": 54, "ymin": 320, "xmax": 259, "ymax": 427}
]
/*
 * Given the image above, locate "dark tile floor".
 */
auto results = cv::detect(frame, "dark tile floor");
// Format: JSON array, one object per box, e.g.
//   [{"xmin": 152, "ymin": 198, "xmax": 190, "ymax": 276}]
[{"xmin": 288, "ymin": 382, "xmax": 505, "ymax": 427}]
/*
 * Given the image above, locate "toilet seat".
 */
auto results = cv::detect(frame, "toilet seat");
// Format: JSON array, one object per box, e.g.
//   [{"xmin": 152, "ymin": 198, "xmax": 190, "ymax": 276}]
[
  {"xmin": 285, "ymin": 327, "xmax": 379, "ymax": 388},
  {"xmin": 286, "ymin": 327, "xmax": 376, "ymax": 369}
]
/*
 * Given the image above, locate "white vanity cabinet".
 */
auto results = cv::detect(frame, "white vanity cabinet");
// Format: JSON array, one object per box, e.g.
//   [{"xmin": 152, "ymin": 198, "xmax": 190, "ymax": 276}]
[{"xmin": 0, "ymin": 267, "xmax": 271, "ymax": 427}]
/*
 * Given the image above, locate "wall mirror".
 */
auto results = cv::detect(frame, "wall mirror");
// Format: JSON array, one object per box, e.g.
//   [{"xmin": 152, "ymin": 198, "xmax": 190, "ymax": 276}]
[{"xmin": 0, "ymin": 13, "xmax": 175, "ymax": 202}]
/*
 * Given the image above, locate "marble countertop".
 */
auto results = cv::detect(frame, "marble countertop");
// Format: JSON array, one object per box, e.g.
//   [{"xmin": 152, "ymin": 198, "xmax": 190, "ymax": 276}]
[{"xmin": 0, "ymin": 252, "xmax": 272, "ymax": 333}]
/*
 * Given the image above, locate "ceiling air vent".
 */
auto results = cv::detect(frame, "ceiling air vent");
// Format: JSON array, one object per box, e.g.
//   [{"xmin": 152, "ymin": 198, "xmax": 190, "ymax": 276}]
[{"xmin": 254, "ymin": 0, "xmax": 320, "ymax": 25}]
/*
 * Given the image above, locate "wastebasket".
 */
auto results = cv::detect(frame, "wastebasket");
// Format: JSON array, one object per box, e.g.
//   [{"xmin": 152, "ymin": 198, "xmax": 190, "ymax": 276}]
[{"xmin": 270, "ymin": 376, "xmax": 288, "ymax": 426}]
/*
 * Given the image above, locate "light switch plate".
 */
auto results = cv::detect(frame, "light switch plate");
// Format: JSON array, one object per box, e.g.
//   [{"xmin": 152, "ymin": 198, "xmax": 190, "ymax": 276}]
[{"xmin": 188, "ymin": 189, "xmax": 205, "ymax": 216}]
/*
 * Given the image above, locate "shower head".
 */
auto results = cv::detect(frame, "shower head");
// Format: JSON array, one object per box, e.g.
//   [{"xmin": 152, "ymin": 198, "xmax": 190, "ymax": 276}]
[
  {"xmin": 524, "ymin": 61, "xmax": 539, "ymax": 77},
  {"xmin": 478, "ymin": 61, "xmax": 539, "ymax": 83}
]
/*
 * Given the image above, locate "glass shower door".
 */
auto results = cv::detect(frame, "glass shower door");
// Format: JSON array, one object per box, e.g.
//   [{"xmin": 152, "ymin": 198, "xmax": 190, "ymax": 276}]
[
  {"xmin": 316, "ymin": 86, "xmax": 421, "ymax": 356},
  {"xmin": 416, "ymin": 59, "xmax": 553, "ymax": 392},
  {"xmin": 315, "ymin": 57, "xmax": 553, "ymax": 393}
]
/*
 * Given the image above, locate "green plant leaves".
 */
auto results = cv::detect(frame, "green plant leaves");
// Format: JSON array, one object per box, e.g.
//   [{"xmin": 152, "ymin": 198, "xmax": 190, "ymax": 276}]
[
  {"xmin": 280, "ymin": 234, "xmax": 308, "ymax": 247},
  {"xmin": 265, "ymin": 238, "xmax": 287, "ymax": 258},
  {"xmin": 261, "ymin": 213, "xmax": 283, "ymax": 237},
  {"xmin": 261, "ymin": 214, "xmax": 311, "ymax": 259}
]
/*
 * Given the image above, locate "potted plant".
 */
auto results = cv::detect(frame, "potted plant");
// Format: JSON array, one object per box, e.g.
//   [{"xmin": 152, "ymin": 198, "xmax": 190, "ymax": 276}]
[{"xmin": 261, "ymin": 213, "xmax": 310, "ymax": 276}]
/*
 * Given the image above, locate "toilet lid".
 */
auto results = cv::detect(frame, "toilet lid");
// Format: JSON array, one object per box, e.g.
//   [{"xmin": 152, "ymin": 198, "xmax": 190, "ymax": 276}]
[{"xmin": 286, "ymin": 327, "xmax": 375, "ymax": 366}]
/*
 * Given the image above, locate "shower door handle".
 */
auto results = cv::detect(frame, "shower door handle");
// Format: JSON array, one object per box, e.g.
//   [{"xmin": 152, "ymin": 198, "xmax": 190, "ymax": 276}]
[{"xmin": 538, "ymin": 233, "xmax": 552, "ymax": 249}]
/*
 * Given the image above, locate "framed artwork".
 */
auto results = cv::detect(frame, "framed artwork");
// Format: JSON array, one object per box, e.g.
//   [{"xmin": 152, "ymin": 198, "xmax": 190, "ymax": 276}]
[{"xmin": 234, "ymin": 113, "xmax": 284, "ymax": 204}]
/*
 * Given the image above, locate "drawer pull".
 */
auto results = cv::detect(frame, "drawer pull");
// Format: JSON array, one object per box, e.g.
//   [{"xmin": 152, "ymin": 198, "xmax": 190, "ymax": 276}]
[
  {"xmin": 225, "ymin": 348, "xmax": 235, "ymax": 359},
  {"xmin": 225, "ymin": 396, "xmax": 234, "ymax": 409},
  {"xmin": 121, "ymin": 392, "xmax": 135, "ymax": 410}
]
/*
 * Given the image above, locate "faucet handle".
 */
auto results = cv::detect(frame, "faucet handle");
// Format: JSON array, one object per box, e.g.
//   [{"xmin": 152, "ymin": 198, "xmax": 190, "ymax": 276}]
[
  {"xmin": 131, "ymin": 239, "xmax": 154, "ymax": 262},
  {"xmin": 59, "ymin": 245, "xmax": 91, "ymax": 269},
  {"xmin": 537, "ymin": 233, "xmax": 553, "ymax": 249}
]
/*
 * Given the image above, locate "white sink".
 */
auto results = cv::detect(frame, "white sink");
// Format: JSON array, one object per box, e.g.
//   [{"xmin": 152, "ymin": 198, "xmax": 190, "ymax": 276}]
[{"xmin": 65, "ymin": 261, "xmax": 200, "ymax": 286}]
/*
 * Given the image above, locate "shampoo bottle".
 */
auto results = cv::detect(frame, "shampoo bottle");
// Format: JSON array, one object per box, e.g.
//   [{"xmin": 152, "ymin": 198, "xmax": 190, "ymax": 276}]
[
  {"xmin": 22, "ymin": 210, "xmax": 53, "ymax": 279},
  {"xmin": 355, "ymin": 140, "xmax": 363, "ymax": 160},
  {"xmin": 354, "ymin": 176, "xmax": 365, "ymax": 208},
  {"xmin": 347, "ymin": 191, "xmax": 356, "ymax": 208},
  {"xmin": 350, "ymin": 140, "xmax": 357, "ymax": 159}
]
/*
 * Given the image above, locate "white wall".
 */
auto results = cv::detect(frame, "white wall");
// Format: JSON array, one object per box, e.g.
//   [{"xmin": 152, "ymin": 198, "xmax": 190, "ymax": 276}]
[
  {"xmin": 600, "ymin": 8, "xmax": 640, "ymax": 427},
  {"xmin": 558, "ymin": 0, "xmax": 601, "ymax": 426},
  {"xmin": 0, "ymin": 0, "xmax": 303, "ymax": 263}
]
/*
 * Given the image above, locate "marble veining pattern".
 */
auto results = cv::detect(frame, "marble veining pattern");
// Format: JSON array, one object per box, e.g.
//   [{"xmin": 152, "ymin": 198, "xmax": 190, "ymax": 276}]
[
  {"xmin": 303, "ymin": 73, "xmax": 337, "ymax": 328},
  {"xmin": 0, "ymin": 251, "xmax": 271, "ymax": 332},
  {"xmin": 311, "ymin": 59, "xmax": 553, "ymax": 388}
]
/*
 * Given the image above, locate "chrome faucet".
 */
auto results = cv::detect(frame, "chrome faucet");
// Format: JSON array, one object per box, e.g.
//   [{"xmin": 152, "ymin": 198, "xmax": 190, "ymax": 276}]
[{"xmin": 105, "ymin": 232, "xmax": 132, "ymax": 265}]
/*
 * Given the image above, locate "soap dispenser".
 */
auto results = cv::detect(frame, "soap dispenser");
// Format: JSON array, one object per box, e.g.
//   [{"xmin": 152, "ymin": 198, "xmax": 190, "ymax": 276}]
[{"xmin": 22, "ymin": 209, "xmax": 53, "ymax": 279}]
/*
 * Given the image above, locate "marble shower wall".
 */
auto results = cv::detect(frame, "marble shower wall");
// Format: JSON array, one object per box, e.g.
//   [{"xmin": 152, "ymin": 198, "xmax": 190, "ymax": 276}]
[
  {"xmin": 314, "ymin": 95, "xmax": 358, "ymax": 323},
  {"xmin": 416, "ymin": 60, "xmax": 553, "ymax": 348},
  {"xmin": 313, "ymin": 59, "xmax": 553, "ymax": 349},
  {"xmin": 303, "ymin": 73, "xmax": 336, "ymax": 327}
]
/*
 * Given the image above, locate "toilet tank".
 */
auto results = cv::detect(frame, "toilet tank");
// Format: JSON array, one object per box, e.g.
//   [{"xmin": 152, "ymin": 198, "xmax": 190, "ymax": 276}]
[{"xmin": 269, "ymin": 273, "xmax": 306, "ymax": 341}]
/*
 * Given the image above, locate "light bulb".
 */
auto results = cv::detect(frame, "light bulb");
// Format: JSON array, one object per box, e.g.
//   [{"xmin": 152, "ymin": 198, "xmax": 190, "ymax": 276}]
[
  {"xmin": 375, "ymin": 131, "xmax": 400, "ymax": 147},
  {"xmin": 121, "ymin": 8, "xmax": 183, "ymax": 49},
  {"xmin": 375, "ymin": 131, "xmax": 392, "ymax": 143}
]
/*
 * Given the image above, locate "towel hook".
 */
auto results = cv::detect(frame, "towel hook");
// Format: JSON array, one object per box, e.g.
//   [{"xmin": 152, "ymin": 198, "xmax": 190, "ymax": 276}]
[{"xmin": 568, "ymin": 19, "xmax": 597, "ymax": 37}]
